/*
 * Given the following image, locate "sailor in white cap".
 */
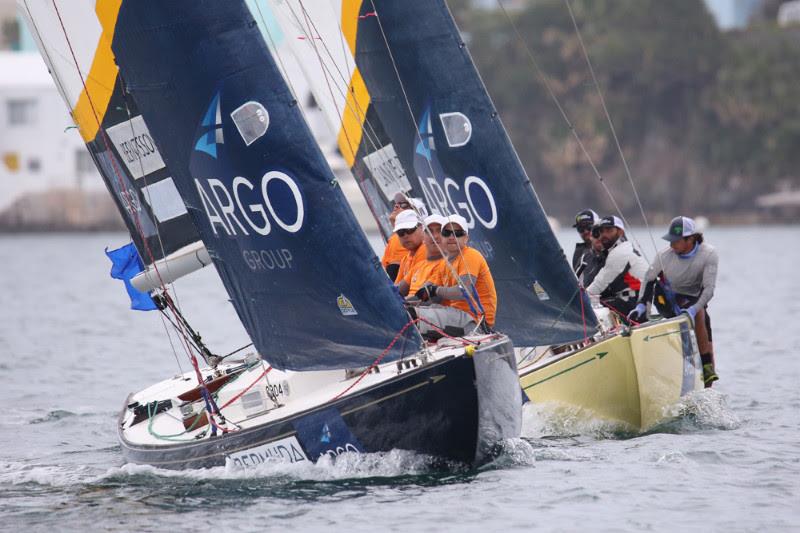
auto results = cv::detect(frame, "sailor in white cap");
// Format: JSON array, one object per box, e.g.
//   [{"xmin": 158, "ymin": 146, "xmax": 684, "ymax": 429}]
[
  {"xmin": 413, "ymin": 214, "xmax": 497, "ymax": 338},
  {"xmin": 397, "ymin": 214, "xmax": 448, "ymax": 297},
  {"xmin": 585, "ymin": 215, "xmax": 648, "ymax": 316},
  {"xmin": 381, "ymin": 194, "xmax": 427, "ymax": 281}
]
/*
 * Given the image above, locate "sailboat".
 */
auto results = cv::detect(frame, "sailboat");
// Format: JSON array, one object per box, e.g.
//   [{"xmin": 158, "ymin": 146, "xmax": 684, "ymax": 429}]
[
  {"xmin": 21, "ymin": 0, "xmax": 522, "ymax": 468},
  {"xmin": 266, "ymin": 0, "xmax": 703, "ymax": 432}
]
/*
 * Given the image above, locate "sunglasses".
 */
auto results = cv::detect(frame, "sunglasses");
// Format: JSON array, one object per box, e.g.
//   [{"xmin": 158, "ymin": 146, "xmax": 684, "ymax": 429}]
[
  {"xmin": 393, "ymin": 201, "xmax": 411, "ymax": 209},
  {"xmin": 441, "ymin": 228, "xmax": 466, "ymax": 238},
  {"xmin": 576, "ymin": 224, "xmax": 593, "ymax": 233},
  {"xmin": 396, "ymin": 226, "xmax": 419, "ymax": 237}
]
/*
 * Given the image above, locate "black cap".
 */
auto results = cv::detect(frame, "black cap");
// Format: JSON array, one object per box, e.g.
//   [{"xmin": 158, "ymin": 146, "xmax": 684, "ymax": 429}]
[
  {"xmin": 572, "ymin": 209, "xmax": 599, "ymax": 228},
  {"xmin": 596, "ymin": 215, "xmax": 625, "ymax": 231}
]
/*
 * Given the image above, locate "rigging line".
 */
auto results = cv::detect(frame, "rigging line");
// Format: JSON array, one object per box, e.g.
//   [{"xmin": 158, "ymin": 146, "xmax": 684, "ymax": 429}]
[
  {"xmin": 50, "ymin": 1, "xmax": 208, "ymax": 385},
  {"xmin": 287, "ymin": 1, "xmax": 474, "ymax": 313},
  {"xmin": 158, "ymin": 311, "xmax": 185, "ymax": 375},
  {"xmin": 285, "ymin": 1, "xmax": 401, "ymax": 181},
  {"xmin": 563, "ymin": 0, "xmax": 659, "ymax": 265},
  {"xmin": 118, "ymin": 79, "xmax": 187, "ymax": 317},
  {"xmin": 494, "ymin": 0, "xmax": 644, "ymax": 255},
  {"xmin": 367, "ymin": 2, "xmax": 476, "ymax": 296},
  {"xmin": 283, "ymin": 1, "xmax": 416, "ymax": 242},
  {"xmin": 254, "ymin": 0, "xmax": 301, "ymax": 106},
  {"xmin": 262, "ymin": 0, "xmax": 393, "ymax": 219},
  {"xmin": 291, "ymin": 0, "xmax": 402, "ymax": 232},
  {"xmin": 21, "ymin": 3, "xmax": 117, "ymax": 98}
]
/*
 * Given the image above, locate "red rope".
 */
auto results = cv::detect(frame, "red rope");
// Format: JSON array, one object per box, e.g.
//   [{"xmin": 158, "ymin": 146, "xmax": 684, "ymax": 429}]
[
  {"xmin": 51, "ymin": 2, "xmax": 216, "ymax": 423},
  {"xmin": 220, "ymin": 365, "xmax": 273, "ymax": 410},
  {"xmin": 330, "ymin": 317, "xmax": 477, "ymax": 402},
  {"xmin": 600, "ymin": 299, "xmax": 641, "ymax": 326}
]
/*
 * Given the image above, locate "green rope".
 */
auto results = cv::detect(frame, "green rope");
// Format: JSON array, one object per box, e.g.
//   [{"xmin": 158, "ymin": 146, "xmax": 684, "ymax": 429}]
[{"xmin": 146, "ymin": 400, "xmax": 205, "ymax": 442}]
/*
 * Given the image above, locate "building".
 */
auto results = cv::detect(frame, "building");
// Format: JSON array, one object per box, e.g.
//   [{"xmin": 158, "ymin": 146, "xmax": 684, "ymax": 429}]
[{"xmin": 0, "ymin": 51, "xmax": 105, "ymax": 213}]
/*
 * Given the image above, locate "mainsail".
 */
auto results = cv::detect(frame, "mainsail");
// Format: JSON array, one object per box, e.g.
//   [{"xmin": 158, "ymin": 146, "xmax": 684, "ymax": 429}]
[
  {"xmin": 19, "ymin": 1, "xmax": 206, "ymax": 291},
  {"xmin": 269, "ymin": 0, "xmax": 597, "ymax": 345},
  {"xmin": 109, "ymin": 0, "xmax": 421, "ymax": 370}
]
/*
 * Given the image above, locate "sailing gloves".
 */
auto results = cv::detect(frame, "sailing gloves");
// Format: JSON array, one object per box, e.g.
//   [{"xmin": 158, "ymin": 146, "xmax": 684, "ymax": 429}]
[
  {"xmin": 627, "ymin": 303, "xmax": 646, "ymax": 322},
  {"xmin": 415, "ymin": 283, "xmax": 439, "ymax": 302}
]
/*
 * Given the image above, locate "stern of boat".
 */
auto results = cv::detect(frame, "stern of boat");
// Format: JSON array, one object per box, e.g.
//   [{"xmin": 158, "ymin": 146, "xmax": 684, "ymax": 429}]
[{"xmin": 471, "ymin": 336, "xmax": 522, "ymax": 463}]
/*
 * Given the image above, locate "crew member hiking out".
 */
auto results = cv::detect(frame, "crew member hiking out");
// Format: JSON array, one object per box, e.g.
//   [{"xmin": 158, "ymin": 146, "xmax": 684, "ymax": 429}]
[
  {"xmin": 413, "ymin": 215, "xmax": 497, "ymax": 339},
  {"xmin": 628, "ymin": 216, "xmax": 720, "ymax": 387},
  {"xmin": 585, "ymin": 215, "xmax": 648, "ymax": 318}
]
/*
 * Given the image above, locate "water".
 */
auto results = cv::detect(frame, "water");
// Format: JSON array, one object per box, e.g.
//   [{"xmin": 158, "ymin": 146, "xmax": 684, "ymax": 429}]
[{"xmin": 1, "ymin": 226, "xmax": 798, "ymax": 531}]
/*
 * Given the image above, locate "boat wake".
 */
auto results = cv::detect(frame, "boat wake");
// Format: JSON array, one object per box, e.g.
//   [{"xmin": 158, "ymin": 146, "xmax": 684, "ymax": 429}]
[
  {"xmin": 648, "ymin": 388, "xmax": 741, "ymax": 434},
  {"xmin": 522, "ymin": 388, "xmax": 740, "ymax": 441}
]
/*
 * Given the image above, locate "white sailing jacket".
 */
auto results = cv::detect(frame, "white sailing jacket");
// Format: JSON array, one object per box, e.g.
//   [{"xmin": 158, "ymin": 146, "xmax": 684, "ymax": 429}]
[{"xmin": 586, "ymin": 239, "xmax": 648, "ymax": 301}]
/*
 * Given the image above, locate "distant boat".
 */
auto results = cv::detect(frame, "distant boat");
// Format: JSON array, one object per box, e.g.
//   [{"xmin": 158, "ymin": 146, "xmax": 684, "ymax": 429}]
[
  {"xmin": 269, "ymin": 0, "xmax": 703, "ymax": 432},
  {"xmin": 22, "ymin": 0, "xmax": 521, "ymax": 468}
]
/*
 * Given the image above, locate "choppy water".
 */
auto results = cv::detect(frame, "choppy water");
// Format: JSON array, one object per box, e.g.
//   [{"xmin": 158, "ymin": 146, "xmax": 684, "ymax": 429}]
[{"xmin": 0, "ymin": 226, "xmax": 798, "ymax": 532}]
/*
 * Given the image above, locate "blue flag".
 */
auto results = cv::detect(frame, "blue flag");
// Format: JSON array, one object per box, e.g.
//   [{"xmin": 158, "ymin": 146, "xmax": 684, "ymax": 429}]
[{"xmin": 105, "ymin": 243, "xmax": 157, "ymax": 311}]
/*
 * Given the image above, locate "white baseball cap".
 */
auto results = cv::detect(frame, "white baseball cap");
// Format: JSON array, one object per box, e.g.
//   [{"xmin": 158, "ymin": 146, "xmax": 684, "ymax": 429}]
[
  {"xmin": 444, "ymin": 214, "xmax": 470, "ymax": 234},
  {"xmin": 393, "ymin": 209, "xmax": 421, "ymax": 232},
  {"xmin": 596, "ymin": 215, "xmax": 625, "ymax": 232},
  {"xmin": 424, "ymin": 214, "xmax": 448, "ymax": 227}
]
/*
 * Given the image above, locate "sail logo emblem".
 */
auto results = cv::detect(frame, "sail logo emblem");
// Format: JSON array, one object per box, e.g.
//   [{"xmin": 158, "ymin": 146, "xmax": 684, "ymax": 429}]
[
  {"xmin": 337, "ymin": 294, "xmax": 358, "ymax": 316},
  {"xmin": 195, "ymin": 92, "xmax": 224, "ymax": 158},
  {"xmin": 532, "ymin": 280, "xmax": 550, "ymax": 301},
  {"xmin": 413, "ymin": 106, "xmax": 498, "ymax": 231},
  {"xmin": 320, "ymin": 423, "xmax": 331, "ymax": 443}
]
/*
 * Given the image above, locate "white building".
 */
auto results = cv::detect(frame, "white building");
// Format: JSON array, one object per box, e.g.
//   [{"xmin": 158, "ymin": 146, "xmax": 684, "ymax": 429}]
[{"xmin": 0, "ymin": 51, "xmax": 103, "ymax": 211}]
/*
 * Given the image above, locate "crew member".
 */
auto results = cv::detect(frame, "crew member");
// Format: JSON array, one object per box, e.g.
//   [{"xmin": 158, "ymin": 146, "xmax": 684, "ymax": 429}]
[
  {"xmin": 576, "ymin": 226, "xmax": 606, "ymax": 287},
  {"xmin": 415, "ymin": 215, "xmax": 497, "ymax": 336},
  {"xmin": 381, "ymin": 194, "xmax": 426, "ymax": 281},
  {"xmin": 572, "ymin": 209, "xmax": 599, "ymax": 273},
  {"xmin": 585, "ymin": 215, "xmax": 648, "ymax": 317},
  {"xmin": 399, "ymin": 214, "xmax": 447, "ymax": 297},
  {"xmin": 628, "ymin": 216, "xmax": 719, "ymax": 387},
  {"xmin": 392, "ymin": 210, "xmax": 427, "ymax": 295}
]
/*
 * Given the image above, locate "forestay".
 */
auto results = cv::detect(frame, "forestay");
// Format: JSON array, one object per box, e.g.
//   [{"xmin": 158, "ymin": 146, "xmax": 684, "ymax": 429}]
[
  {"xmin": 110, "ymin": 0, "xmax": 421, "ymax": 370},
  {"xmin": 270, "ymin": 0, "xmax": 596, "ymax": 345},
  {"xmin": 19, "ymin": 0, "xmax": 203, "ymax": 283}
]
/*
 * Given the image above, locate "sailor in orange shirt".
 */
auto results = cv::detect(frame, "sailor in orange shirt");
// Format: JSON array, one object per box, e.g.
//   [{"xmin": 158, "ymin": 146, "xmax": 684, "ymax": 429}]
[
  {"xmin": 414, "ymin": 215, "xmax": 497, "ymax": 337},
  {"xmin": 392, "ymin": 210, "xmax": 427, "ymax": 295},
  {"xmin": 381, "ymin": 194, "xmax": 426, "ymax": 281},
  {"xmin": 399, "ymin": 214, "xmax": 447, "ymax": 297}
]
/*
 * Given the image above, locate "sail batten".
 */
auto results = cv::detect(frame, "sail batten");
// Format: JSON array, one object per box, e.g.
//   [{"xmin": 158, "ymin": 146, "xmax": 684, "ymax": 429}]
[{"xmin": 110, "ymin": 0, "xmax": 420, "ymax": 370}]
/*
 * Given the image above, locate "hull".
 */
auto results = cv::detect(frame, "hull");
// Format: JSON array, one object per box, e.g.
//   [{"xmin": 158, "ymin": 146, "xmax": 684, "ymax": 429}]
[
  {"xmin": 119, "ymin": 337, "xmax": 520, "ymax": 469},
  {"xmin": 518, "ymin": 316, "xmax": 702, "ymax": 431}
]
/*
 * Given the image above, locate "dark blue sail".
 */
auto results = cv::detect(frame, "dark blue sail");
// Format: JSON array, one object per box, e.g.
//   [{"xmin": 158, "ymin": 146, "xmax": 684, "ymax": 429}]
[
  {"xmin": 343, "ymin": 0, "xmax": 596, "ymax": 345},
  {"xmin": 111, "ymin": 0, "xmax": 420, "ymax": 370}
]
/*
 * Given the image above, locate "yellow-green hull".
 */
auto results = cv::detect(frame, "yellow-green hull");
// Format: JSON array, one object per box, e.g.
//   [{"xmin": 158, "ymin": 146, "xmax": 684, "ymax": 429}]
[{"xmin": 518, "ymin": 315, "xmax": 703, "ymax": 432}]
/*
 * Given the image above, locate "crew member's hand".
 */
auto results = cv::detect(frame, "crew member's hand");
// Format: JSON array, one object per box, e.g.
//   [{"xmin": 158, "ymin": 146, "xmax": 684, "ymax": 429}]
[
  {"xmin": 627, "ymin": 303, "xmax": 646, "ymax": 322},
  {"xmin": 680, "ymin": 306, "xmax": 697, "ymax": 322},
  {"xmin": 415, "ymin": 283, "xmax": 438, "ymax": 302}
]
